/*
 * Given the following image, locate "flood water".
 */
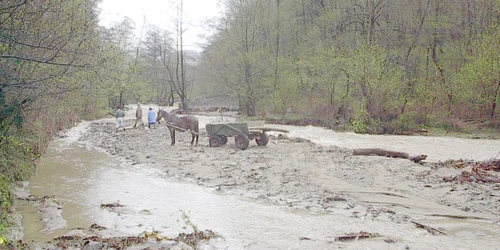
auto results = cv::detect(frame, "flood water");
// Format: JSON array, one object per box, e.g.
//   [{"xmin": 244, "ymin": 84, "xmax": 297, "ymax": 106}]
[
  {"xmin": 18, "ymin": 108, "xmax": 500, "ymax": 249},
  {"xmin": 266, "ymin": 124, "xmax": 500, "ymax": 163}
]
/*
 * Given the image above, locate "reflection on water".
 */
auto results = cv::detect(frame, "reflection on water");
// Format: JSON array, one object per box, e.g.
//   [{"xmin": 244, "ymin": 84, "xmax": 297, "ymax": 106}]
[{"xmin": 19, "ymin": 120, "xmax": 500, "ymax": 250}]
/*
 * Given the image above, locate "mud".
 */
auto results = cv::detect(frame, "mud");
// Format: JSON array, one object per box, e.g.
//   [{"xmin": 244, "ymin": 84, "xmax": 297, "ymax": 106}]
[
  {"xmin": 81, "ymin": 114, "xmax": 500, "ymax": 219},
  {"xmin": 12, "ymin": 103, "xmax": 500, "ymax": 249}
]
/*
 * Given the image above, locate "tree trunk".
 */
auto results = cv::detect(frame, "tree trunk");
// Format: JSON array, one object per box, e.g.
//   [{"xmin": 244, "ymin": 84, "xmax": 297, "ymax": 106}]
[
  {"xmin": 246, "ymin": 96, "xmax": 256, "ymax": 116},
  {"xmin": 490, "ymin": 80, "xmax": 500, "ymax": 118}
]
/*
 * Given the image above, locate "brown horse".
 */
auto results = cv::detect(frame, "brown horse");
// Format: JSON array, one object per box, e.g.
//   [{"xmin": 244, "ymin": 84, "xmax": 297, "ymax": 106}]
[{"xmin": 157, "ymin": 109, "xmax": 199, "ymax": 146}]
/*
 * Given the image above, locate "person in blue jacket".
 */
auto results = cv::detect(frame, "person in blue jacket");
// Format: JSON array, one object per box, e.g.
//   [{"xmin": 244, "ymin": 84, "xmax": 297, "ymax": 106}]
[{"xmin": 148, "ymin": 107, "xmax": 157, "ymax": 129}]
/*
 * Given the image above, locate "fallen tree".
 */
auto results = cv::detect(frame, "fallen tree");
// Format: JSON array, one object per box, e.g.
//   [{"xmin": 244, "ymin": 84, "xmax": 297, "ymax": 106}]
[{"xmin": 352, "ymin": 148, "xmax": 427, "ymax": 163}]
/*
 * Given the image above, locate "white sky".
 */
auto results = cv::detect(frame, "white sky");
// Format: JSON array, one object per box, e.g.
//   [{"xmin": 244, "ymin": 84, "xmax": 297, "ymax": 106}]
[{"xmin": 98, "ymin": 0, "xmax": 224, "ymax": 51}]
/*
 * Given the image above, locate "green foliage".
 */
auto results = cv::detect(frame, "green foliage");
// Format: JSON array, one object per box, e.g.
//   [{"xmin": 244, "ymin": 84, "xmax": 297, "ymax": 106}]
[
  {"xmin": 196, "ymin": 0, "xmax": 500, "ymax": 134},
  {"xmin": 0, "ymin": 134, "xmax": 35, "ymax": 235},
  {"xmin": 0, "ymin": 0, "xmax": 118, "ymax": 238},
  {"xmin": 391, "ymin": 112, "xmax": 421, "ymax": 135},
  {"xmin": 350, "ymin": 105, "xmax": 371, "ymax": 134},
  {"xmin": 0, "ymin": 91, "xmax": 23, "ymax": 137},
  {"xmin": 267, "ymin": 57, "xmax": 302, "ymax": 117},
  {"xmin": 0, "ymin": 175, "xmax": 12, "ymax": 230},
  {"xmin": 351, "ymin": 119, "xmax": 368, "ymax": 134},
  {"xmin": 453, "ymin": 26, "xmax": 500, "ymax": 118}
]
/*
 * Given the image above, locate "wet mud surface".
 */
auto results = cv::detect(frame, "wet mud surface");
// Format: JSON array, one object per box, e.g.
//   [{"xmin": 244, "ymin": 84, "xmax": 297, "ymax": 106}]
[
  {"xmin": 12, "ymin": 104, "xmax": 500, "ymax": 249},
  {"xmin": 83, "ymin": 118, "xmax": 500, "ymax": 219}
]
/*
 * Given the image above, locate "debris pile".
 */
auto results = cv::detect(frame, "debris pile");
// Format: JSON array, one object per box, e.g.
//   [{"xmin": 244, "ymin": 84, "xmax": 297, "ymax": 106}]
[
  {"xmin": 442, "ymin": 159, "xmax": 500, "ymax": 183},
  {"xmin": 174, "ymin": 230, "xmax": 218, "ymax": 248},
  {"xmin": 49, "ymin": 227, "xmax": 218, "ymax": 249}
]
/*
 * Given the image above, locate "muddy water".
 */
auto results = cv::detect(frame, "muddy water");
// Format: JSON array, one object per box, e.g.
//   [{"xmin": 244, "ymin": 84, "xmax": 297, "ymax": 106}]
[
  {"xmin": 18, "ymin": 109, "xmax": 500, "ymax": 249},
  {"xmin": 267, "ymin": 124, "xmax": 500, "ymax": 162},
  {"xmin": 16, "ymin": 121, "xmax": 399, "ymax": 250}
]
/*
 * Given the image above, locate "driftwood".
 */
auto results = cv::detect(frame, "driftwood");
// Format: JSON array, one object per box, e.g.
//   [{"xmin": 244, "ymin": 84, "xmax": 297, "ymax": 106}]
[
  {"xmin": 352, "ymin": 148, "xmax": 427, "ymax": 163},
  {"xmin": 100, "ymin": 202, "xmax": 124, "ymax": 208},
  {"xmin": 410, "ymin": 221, "xmax": 446, "ymax": 235},
  {"xmin": 334, "ymin": 231, "xmax": 381, "ymax": 242}
]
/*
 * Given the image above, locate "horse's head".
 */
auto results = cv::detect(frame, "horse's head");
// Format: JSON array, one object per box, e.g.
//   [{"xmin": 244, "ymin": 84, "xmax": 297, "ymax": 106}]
[{"xmin": 157, "ymin": 109, "xmax": 166, "ymax": 123}]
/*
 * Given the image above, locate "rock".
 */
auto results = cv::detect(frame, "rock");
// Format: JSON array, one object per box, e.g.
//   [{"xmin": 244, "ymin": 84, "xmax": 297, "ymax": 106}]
[
  {"xmin": 57, "ymin": 130, "xmax": 68, "ymax": 138},
  {"xmin": 170, "ymin": 241, "xmax": 194, "ymax": 250},
  {"xmin": 82, "ymin": 241, "xmax": 104, "ymax": 250}
]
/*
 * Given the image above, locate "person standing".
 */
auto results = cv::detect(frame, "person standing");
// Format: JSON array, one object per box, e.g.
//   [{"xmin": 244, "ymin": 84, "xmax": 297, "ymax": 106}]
[
  {"xmin": 115, "ymin": 106, "xmax": 125, "ymax": 131},
  {"xmin": 134, "ymin": 103, "xmax": 144, "ymax": 128},
  {"xmin": 148, "ymin": 107, "xmax": 157, "ymax": 129}
]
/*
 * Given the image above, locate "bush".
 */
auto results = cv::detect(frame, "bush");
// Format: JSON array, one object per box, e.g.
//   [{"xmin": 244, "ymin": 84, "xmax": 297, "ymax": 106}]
[
  {"xmin": 0, "ymin": 175, "xmax": 12, "ymax": 231},
  {"xmin": 391, "ymin": 113, "xmax": 421, "ymax": 135},
  {"xmin": 0, "ymin": 135, "xmax": 36, "ymax": 234},
  {"xmin": 479, "ymin": 120, "xmax": 500, "ymax": 131}
]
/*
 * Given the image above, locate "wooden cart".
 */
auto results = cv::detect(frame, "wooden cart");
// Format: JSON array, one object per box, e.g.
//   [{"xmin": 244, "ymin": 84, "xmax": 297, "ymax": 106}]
[{"xmin": 206, "ymin": 122, "xmax": 273, "ymax": 150}]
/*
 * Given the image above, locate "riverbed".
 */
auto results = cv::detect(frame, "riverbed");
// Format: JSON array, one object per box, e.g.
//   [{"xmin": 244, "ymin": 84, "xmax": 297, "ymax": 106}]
[{"xmin": 14, "ymin": 104, "xmax": 500, "ymax": 249}]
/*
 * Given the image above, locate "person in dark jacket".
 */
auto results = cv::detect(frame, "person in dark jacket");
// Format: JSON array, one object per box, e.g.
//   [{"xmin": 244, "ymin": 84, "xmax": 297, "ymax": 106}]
[
  {"xmin": 133, "ymin": 103, "xmax": 144, "ymax": 128},
  {"xmin": 115, "ymin": 106, "xmax": 125, "ymax": 131}
]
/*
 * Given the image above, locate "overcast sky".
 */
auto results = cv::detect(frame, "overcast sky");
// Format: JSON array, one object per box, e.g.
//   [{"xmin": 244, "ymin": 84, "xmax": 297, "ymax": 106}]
[{"xmin": 98, "ymin": 0, "xmax": 223, "ymax": 51}]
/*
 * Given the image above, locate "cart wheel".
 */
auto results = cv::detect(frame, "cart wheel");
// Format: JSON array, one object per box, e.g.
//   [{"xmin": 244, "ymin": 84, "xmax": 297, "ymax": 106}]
[
  {"xmin": 209, "ymin": 135, "xmax": 223, "ymax": 147},
  {"xmin": 235, "ymin": 133, "xmax": 249, "ymax": 150},
  {"xmin": 255, "ymin": 132, "xmax": 269, "ymax": 146},
  {"xmin": 221, "ymin": 135, "xmax": 228, "ymax": 145}
]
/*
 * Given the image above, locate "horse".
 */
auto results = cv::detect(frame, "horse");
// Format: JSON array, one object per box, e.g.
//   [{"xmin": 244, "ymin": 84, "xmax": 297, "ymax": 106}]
[{"xmin": 157, "ymin": 109, "xmax": 199, "ymax": 146}]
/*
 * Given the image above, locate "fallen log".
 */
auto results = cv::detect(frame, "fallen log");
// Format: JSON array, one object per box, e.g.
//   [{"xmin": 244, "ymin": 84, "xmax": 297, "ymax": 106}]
[{"xmin": 352, "ymin": 148, "xmax": 427, "ymax": 163}]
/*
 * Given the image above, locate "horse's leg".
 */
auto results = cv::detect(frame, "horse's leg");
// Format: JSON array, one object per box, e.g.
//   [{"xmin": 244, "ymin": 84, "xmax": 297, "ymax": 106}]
[
  {"xmin": 194, "ymin": 122, "xmax": 199, "ymax": 146},
  {"xmin": 168, "ymin": 127, "xmax": 175, "ymax": 145},
  {"xmin": 195, "ymin": 129, "xmax": 199, "ymax": 146},
  {"xmin": 190, "ymin": 131, "xmax": 195, "ymax": 146},
  {"xmin": 171, "ymin": 129, "xmax": 176, "ymax": 145}
]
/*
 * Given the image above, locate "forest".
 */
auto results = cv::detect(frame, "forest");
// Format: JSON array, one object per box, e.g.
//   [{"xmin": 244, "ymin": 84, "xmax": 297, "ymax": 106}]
[
  {"xmin": 199, "ymin": 0, "xmax": 500, "ymax": 134},
  {"xmin": 1, "ymin": 0, "xmax": 499, "ymax": 238}
]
